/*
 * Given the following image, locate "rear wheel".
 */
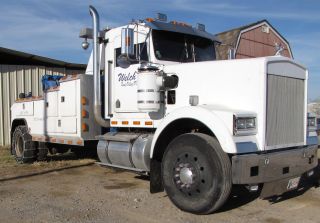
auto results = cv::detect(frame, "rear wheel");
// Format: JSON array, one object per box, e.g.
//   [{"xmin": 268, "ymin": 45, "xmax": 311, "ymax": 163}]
[
  {"xmin": 162, "ymin": 133, "xmax": 232, "ymax": 214},
  {"xmin": 37, "ymin": 142, "xmax": 48, "ymax": 161},
  {"xmin": 11, "ymin": 125, "xmax": 36, "ymax": 163}
]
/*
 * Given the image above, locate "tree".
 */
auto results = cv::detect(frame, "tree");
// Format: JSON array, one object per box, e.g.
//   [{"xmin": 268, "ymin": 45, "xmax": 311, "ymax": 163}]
[{"xmin": 308, "ymin": 103, "xmax": 320, "ymax": 116}]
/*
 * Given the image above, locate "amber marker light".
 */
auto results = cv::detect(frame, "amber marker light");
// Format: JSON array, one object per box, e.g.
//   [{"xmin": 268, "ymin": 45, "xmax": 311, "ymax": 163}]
[
  {"xmin": 82, "ymin": 110, "xmax": 87, "ymax": 118},
  {"xmin": 82, "ymin": 123, "xmax": 88, "ymax": 132},
  {"xmin": 145, "ymin": 121, "xmax": 153, "ymax": 126},
  {"xmin": 81, "ymin": 96, "xmax": 87, "ymax": 105},
  {"xmin": 145, "ymin": 18, "xmax": 154, "ymax": 22}
]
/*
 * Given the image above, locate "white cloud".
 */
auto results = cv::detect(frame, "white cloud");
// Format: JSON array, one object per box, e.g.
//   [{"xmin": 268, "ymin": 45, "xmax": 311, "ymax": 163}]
[
  {"xmin": 290, "ymin": 32, "xmax": 320, "ymax": 69},
  {"xmin": 0, "ymin": 1, "xmax": 123, "ymax": 62},
  {"xmin": 0, "ymin": 0, "xmax": 319, "ymax": 99},
  {"xmin": 168, "ymin": 0, "xmax": 320, "ymax": 21},
  {"xmin": 288, "ymin": 32, "xmax": 320, "ymax": 100}
]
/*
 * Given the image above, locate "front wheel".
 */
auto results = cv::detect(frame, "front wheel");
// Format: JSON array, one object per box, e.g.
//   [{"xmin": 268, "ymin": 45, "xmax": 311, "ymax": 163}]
[{"xmin": 162, "ymin": 133, "xmax": 232, "ymax": 214}]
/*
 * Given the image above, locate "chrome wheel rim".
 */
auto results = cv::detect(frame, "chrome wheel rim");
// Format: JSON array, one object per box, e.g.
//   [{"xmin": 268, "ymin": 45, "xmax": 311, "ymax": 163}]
[{"xmin": 173, "ymin": 152, "xmax": 209, "ymax": 196}]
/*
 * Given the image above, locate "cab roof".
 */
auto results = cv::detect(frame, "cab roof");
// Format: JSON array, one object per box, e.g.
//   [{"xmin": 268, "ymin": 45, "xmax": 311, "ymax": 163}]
[{"xmin": 145, "ymin": 20, "xmax": 221, "ymax": 43}]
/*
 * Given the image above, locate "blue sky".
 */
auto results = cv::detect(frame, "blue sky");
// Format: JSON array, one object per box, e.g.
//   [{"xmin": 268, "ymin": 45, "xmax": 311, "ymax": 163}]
[{"xmin": 0, "ymin": 0, "xmax": 319, "ymax": 100}]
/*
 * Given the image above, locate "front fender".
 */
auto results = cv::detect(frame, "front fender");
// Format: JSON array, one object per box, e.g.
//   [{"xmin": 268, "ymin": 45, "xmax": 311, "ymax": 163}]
[{"xmin": 150, "ymin": 106, "xmax": 237, "ymax": 158}]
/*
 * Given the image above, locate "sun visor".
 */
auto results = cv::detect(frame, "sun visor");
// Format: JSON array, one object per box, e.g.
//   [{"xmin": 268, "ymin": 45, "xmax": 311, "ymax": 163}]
[{"xmin": 145, "ymin": 20, "xmax": 221, "ymax": 43}]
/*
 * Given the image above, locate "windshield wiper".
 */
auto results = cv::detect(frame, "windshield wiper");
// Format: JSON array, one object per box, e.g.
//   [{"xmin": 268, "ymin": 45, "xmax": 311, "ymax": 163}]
[
  {"xmin": 184, "ymin": 40, "xmax": 189, "ymax": 59},
  {"xmin": 178, "ymin": 38, "xmax": 189, "ymax": 62}
]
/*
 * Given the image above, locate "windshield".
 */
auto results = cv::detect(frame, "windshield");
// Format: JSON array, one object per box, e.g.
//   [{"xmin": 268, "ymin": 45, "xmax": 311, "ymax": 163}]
[{"xmin": 152, "ymin": 30, "xmax": 216, "ymax": 62}]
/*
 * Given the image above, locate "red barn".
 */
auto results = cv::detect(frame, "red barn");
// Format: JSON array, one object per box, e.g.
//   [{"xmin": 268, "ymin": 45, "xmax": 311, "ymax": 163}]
[{"xmin": 215, "ymin": 20, "xmax": 293, "ymax": 60}]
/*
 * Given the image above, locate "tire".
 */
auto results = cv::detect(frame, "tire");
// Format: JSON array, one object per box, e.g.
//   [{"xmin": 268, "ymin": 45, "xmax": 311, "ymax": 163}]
[
  {"xmin": 162, "ymin": 133, "xmax": 232, "ymax": 214},
  {"xmin": 11, "ymin": 125, "xmax": 36, "ymax": 163},
  {"xmin": 37, "ymin": 142, "xmax": 48, "ymax": 161}
]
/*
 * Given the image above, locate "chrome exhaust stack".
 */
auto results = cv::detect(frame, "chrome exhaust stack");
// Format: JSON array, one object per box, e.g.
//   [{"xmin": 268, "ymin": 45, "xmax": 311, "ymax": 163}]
[{"xmin": 89, "ymin": 5, "xmax": 110, "ymax": 127}]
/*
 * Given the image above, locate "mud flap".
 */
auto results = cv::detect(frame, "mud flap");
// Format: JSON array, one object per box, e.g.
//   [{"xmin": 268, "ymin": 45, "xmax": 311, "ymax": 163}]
[{"xmin": 150, "ymin": 159, "xmax": 163, "ymax": 193}]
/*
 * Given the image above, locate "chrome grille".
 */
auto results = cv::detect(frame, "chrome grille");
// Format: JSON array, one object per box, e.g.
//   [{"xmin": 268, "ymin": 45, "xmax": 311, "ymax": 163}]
[{"xmin": 266, "ymin": 74, "xmax": 305, "ymax": 149}]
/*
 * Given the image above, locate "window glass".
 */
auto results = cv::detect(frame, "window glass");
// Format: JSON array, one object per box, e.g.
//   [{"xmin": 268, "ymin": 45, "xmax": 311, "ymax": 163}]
[
  {"xmin": 115, "ymin": 43, "xmax": 148, "ymax": 67},
  {"xmin": 152, "ymin": 30, "xmax": 216, "ymax": 62}
]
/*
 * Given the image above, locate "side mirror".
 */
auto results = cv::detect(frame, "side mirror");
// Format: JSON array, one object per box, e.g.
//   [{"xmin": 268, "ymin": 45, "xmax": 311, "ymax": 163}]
[
  {"xmin": 121, "ymin": 28, "xmax": 134, "ymax": 56},
  {"xmin": 117, "ymin": 28, "xmax": 135, "ymax": 68}
]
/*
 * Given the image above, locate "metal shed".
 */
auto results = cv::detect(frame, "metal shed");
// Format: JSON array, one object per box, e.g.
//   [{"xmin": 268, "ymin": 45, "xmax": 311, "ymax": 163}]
[
  {"xmin": 0, "ymin": 47, "xmax": 86, "ymax": 146},
  {"xmin": 215, "ymin": 20, "xmax": 293, "ymax": 60}
]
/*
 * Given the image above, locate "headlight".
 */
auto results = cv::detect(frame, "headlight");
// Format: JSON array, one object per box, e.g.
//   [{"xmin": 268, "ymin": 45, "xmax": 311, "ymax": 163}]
[{"xmin": 234, "ymin": 115, "xmax": 257, "ymax": 136}]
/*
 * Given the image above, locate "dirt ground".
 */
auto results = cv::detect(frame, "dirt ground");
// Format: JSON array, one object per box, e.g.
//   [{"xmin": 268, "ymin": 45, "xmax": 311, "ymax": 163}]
[{"xmin": 1, "ymin": 146, "xmax": 320, "ymax": 223}]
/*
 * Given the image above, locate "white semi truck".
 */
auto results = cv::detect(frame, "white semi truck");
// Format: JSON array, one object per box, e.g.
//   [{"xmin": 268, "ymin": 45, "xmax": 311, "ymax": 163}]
[{"xmin": 10, "ymin": 6, "xmax": 319, "ymax": 214}]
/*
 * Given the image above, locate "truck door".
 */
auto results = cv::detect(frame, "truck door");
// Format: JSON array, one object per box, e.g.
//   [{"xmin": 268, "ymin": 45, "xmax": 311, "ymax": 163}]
[{"xmin": 113, "ymin": 43, "xmax": 148, "ymax": 113}]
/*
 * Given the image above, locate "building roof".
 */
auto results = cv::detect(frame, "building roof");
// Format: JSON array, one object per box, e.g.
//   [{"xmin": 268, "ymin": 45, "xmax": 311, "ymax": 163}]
[
  {"xmin": 216, "ymin": 20, "xmax": 266, "ymax": 45},
  {"xmin": 0, "ymin": 47, "xmax": 86, "ymax": 69},
  {"xmin": 214, "ymin": 19, "xmax": 292, "ymax": 60}
]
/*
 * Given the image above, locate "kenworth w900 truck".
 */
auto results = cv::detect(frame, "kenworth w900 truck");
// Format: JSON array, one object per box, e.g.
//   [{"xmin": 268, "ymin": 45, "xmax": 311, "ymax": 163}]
[{"xmin": 10, "ymin": 6, "xmax": 318, "ymax": 214}]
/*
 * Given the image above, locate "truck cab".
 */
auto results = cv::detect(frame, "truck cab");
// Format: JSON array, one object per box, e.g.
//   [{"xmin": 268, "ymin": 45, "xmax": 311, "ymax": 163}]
[{"xmin": 82, "ymin": 18, "xmax": 220, "ymax": 119}]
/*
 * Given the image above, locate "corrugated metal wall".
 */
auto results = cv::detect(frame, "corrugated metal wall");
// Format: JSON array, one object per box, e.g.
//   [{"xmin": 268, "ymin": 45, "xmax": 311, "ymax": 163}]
[{"xmin": 0, "ymin": 65, "xmax": 84, "ymax": 146}]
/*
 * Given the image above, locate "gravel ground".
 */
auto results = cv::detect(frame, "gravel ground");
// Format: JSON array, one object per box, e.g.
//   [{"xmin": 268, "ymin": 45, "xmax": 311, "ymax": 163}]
[{"xmin": 1, "ymin": 147, "xmax": 320, "ymax": 223}]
